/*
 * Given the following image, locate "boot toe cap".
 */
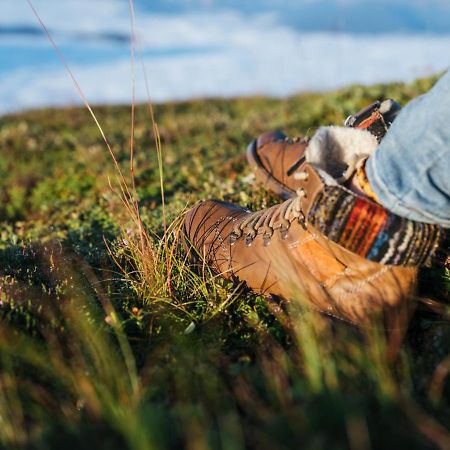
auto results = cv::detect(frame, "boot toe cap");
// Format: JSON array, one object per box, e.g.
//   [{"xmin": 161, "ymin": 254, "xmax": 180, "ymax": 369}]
[{"xmin": 183, "ymin": 200, "xmax": 243, "ymax": 247}]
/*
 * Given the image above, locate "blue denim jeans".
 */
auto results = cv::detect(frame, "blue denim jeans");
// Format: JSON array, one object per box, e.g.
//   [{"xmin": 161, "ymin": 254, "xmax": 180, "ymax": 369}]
[{"xmin": 366, "ymin": 70, "xmax": 450, "ymax": 227}]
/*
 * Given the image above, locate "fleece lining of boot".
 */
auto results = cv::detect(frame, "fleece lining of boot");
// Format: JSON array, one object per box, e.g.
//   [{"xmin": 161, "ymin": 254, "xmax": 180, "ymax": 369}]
[{"xmin": 305, "ymin": 126, "xmax": 378, "ymax": 183}]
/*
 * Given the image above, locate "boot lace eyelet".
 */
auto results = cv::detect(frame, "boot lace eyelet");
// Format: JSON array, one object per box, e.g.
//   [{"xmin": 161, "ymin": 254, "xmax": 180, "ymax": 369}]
[
  {"xmin": 229, "ymin": 227, "xmax": 242, "ymax": 245},
  {"xmin": 280, "ymin": 224, "xmax": 290, "ymax": 240},
  {"xmin": 298, "ymin": 214, "xmax": 307, "ymax": 230},
  {"xmin": 245, "ymin": 234, "xmax": 255, "ymax": 247},
  {"xmin": 263, "ymin": 231, "xmax": 273, "ymax": 247}
]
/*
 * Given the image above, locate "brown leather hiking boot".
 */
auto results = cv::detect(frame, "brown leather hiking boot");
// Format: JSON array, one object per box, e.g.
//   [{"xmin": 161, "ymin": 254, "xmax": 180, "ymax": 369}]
[
  {"xmin": 247, "ymin": 99, "xmax": 401, "ymax": 201},
  {"xmin": 246, "ymin": 126, "xmax": 448, "ymax": 269},
  {"xmin": 247, "ymin": 131, "xmax": 310, "ymax": 201},
  {"xmin": 183, "ymin": 198, "xmax": 418, "ymax": 329}
]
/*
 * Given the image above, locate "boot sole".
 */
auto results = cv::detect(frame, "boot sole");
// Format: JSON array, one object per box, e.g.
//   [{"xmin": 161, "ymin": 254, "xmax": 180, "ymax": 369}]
[{"xmin": 246, "ymin": 138, "xmax": 296, "ymax": 201}]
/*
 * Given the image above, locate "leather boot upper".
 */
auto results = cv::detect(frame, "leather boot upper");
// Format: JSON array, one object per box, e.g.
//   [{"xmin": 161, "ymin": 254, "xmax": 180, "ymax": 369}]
[{"xmin": 184, "ymin": 198, "xmax": 418, "ymax": 328}]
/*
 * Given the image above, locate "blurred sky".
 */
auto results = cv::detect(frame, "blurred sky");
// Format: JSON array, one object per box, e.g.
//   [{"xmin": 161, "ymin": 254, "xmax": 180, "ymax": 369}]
[{"xmin": 1, "ymin": 0, "xmax": 450, "ymax": 113}]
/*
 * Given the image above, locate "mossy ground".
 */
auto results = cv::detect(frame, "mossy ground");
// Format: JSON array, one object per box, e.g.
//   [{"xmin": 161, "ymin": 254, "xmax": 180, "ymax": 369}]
[{"xmin": 0, "ymin": 76, "xmax": 449, "ymax": 450}]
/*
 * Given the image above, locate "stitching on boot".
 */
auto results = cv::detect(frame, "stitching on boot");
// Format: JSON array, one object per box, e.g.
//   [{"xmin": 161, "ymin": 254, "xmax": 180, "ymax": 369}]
[
  {"xmin": 321, "ymin": 267, "xmax": 356, "ymax": 289},
  {"xmin": 213, "ymin": 216, "xmax": 238, "ymax": 267},
  {"xmin": 335, "ymin": 265, "xmax": 392, "ymax": 302},
  {"xmin": 287, "ymin": 234, "xmax": 317, "ymax": 249}
]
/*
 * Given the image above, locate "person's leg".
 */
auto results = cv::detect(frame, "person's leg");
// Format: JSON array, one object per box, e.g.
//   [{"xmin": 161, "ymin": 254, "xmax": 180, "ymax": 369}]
[{"xmin": 366, "ymin": 71, "xmax": 450, "ymax": 227}]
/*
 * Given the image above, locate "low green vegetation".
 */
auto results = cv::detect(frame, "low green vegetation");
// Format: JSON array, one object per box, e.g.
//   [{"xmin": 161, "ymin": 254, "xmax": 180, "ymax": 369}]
[{"xmin": 0, "ymin": 75, "xmax": 449, "ymax": 449}]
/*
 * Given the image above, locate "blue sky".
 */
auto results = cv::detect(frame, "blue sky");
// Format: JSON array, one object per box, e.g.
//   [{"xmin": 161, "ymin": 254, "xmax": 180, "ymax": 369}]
[{"xmin": 1, "ymin": 0, "xmax": 450, "ymax": 113}]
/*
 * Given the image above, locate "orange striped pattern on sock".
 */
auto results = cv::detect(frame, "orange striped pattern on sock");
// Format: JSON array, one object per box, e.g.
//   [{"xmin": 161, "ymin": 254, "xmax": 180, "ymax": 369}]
[{"xmin": 341, "ymin": 198, "xmax": 387, "ymax": 255}]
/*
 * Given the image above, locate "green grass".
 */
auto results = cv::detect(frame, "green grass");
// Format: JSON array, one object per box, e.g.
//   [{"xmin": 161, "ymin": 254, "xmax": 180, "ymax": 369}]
[{"xmin": 0, "ymin": 75, "xmax": 449, "ymax": 450}]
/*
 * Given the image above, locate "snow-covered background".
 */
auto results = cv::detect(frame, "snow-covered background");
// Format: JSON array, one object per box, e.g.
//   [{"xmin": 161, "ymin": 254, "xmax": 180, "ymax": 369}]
[{"xmin": 1, "ymin": 0, "xmax": 450, "ymax": 114}]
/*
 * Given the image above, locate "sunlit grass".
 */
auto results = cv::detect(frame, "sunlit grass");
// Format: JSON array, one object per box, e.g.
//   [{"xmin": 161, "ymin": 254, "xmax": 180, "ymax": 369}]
[{"xmin": 1, "ymin": 74, "xmax": 449, "ymax": 449}]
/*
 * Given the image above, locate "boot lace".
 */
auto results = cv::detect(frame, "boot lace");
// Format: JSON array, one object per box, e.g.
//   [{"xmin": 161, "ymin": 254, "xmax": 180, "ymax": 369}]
[{"xmin": 229, "ymin": 187, "xmax": 308, "ymax": 247}]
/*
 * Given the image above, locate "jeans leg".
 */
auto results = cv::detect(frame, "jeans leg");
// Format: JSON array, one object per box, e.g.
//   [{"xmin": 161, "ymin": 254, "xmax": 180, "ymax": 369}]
[{"xmin": 366, "ymin": 70, "xmax": 450, "ymax": 227}]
